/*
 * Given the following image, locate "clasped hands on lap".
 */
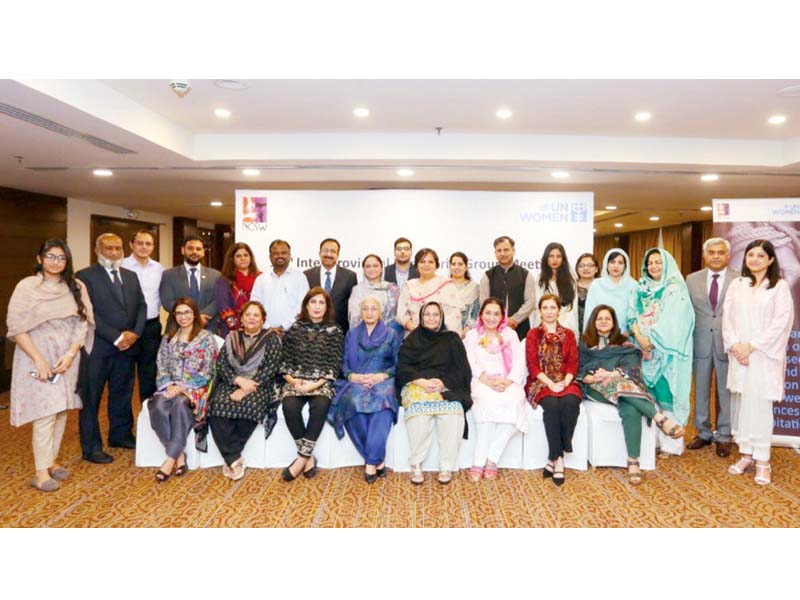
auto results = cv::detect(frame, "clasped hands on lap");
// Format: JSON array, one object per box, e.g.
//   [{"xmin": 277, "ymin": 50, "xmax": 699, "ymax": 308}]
[
  {"xmin": 582, "ymin": 368, "xmax": 621, "ymax": 386},
  {"xmin": 348, "ymin": 372, "xmax": 388, "ymax": 389},
  {"xmin": 412, "ymin": 377, "xmax": 446, "ymax": 393},
  {"xmin": 478, "ymin": 372, "xmax": 512, "ymax": 393},
  {"xmin": 284, "ymin": 374, "xmax": 325, "ymax": 395}
]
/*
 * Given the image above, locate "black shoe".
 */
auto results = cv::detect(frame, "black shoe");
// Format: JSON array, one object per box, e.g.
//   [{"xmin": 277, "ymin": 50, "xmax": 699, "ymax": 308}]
[
  {"xmin": 543, "ymin": 462, "xmax": 554, "ymax": 479},
  {"xmin": 108, "ymin": 437, "xmax": 136, "ymax": 449},
  {"xmin": 282, "ymin": 458, "xmax": 303, "ymax": 482},
  {"xmin": 303, "ymin": 456, "xmax": 318, "ymax": 479},
  {"xmin": 82, "ymin": 450, "xmax": 113, "ymax": 464},
  {"xmin": 376, "ymin": 465, "xmax": 387, "ymax": 478},
  {"xmin": 365, "ymin": 471, "xmax": 378, "ymax": 484}
]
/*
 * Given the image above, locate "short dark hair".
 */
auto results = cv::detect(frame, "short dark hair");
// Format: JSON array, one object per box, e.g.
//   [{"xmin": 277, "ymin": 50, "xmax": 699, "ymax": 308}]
[
  {"xmin": 269, "ymin": 239, "xmax": 291, "ymax": 252},
  {"xmin": 394, "ymin": 237, "xmax": 412, "ymax": 249},
  {"xmin": 414, "ymin": 248, "xmax": 439, "ymax": 269},
  {"xmin": 575, "ymin": 252, "xmax": 600, "ymax": 278},
  {"xmin": 182, "ymin": 235, "xmax": 203, "ymax": 246},
  {"xmin": 129, "ymin": 229, "xmax": 156, "ymax": 245},
  {"xmin": 493, "ymin": 235, "xmax": 515, "ymax": 248},
  {"xmin": 319, "ymin": 238, "xmax": 340, "ymax": 252},
  {"xmin": 298, "ymin": 287, "xmax": 336, "ymax": 324},
  {"xmin": 741, "ymin": 239, "xmax": 781, "ymax": 289},
  {"xmin": 582, "ymin": 304, "xmax": 628, "ymax": 348}
]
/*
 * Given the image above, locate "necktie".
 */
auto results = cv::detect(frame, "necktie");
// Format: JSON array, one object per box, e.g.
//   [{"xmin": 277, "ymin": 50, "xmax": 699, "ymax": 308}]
[
  {"xmin": 709, "ymin": 273, "xmax": 720, "ymax": 312},
  {"xmin": 110, "ymin": 270, "xmax": 125, "ymax": 307},
  {"xmin": 190, "ymin": 268, "xmax": 200, "ymax": 303},
  {"xmin": 324, "ymin": 270, "xmax": 332, "ymax": 293}
]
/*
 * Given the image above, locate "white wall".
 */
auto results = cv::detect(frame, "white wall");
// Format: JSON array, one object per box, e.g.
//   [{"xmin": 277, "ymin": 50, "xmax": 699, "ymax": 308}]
[{"xmin": 67, "ymin": 198, "xmax": 174, "ymax": 270}]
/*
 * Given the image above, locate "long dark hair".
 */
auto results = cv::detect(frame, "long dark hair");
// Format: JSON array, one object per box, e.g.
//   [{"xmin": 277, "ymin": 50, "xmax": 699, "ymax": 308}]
[
  {"xmin": 741, "ymin": 239, "xmax": 781, "ymax": 289},
  {"xmin": 298, "ymin": 287, "xmax": 335, "ymax": 324},
  {"xmin": 449, "ymin": 251, "xmax": 472, "ymax": 280},
  {"xmin": 221, "ymin": 242, "xmax": 259, "ymax": 284},
  {"xmin": 538, "ymin": 242, "xmax": 576, "ymax": 307},
  {"xmin": 582, "ymin": 304, "xmax": 628, "ymax": 348},
  {"xmin": 35, "ymin": 239, "xmax": 87, "ymax": 322},
  {"xmin": 169, "ymin": 297, "xmax": 203, "ymax": 342}
]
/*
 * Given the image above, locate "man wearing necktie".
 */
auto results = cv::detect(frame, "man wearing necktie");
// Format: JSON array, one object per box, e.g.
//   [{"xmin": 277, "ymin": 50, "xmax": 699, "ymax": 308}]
[
  {"xmin": 685, "ymin": 237, "xmax": 739, "ymax": 457},
  {"xmin": 160, "ymin": 235, "xmax": 222, "ymax": 334},
  {"xmin": 76, "ymin": 234, "xmax": 147, "ymax": 463},
  {"xmin": 303, "ymin": 238, "xmax": 357, "ymax": 334}
]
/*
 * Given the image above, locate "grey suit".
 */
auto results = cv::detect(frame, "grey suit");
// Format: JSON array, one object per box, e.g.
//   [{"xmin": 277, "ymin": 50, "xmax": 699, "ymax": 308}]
[
  {"xmin": 160, "ymin": 264, "xmax": 222, "ymax": 332},
  {"xmin": 686, "ymin": 266, "xmax": 738, "ymax": 442}
]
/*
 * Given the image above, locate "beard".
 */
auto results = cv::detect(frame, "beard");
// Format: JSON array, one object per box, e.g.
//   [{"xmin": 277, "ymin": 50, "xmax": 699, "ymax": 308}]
[
  {"xmin": 97, "ymin": 255, "xmax": 122, "ymax": 270},
  {"xmin": 184, "ymin": 256, "xmax": 201, "ymax": 266}
]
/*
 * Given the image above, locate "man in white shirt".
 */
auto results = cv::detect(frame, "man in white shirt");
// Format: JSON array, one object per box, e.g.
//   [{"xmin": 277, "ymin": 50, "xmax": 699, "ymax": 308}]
[
  {"xmin": 121, "ymin": 229, "xmax": 164, "ymax": 402},
  {"xmin": 685, "ymin": 237, "xmax": 739, "ymax": 458},
  {"xmin": 251, "ymin": 239, "xmax": 309, "ymax": 333}
]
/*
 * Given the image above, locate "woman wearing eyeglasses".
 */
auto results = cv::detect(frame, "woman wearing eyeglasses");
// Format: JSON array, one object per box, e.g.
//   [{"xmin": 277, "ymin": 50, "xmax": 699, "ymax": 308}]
[{"xmin": 6, "ymin": 240, "xmax": 95, "ymax": 492}]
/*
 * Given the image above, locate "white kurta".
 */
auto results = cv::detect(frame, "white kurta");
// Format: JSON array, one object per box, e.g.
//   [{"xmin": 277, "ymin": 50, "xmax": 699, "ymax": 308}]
[
  {"xmin": 722, "ymin": 277, "xmax": 794, "ymax": 456},
  {"xmin": 463, "ymin": 328, "xmax": 528, "ymax": 432}
]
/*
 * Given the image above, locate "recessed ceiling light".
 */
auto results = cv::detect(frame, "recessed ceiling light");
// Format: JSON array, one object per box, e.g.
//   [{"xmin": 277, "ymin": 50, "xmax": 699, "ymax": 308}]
[
  {"xmin": 353, "ymin": 107, "xmax": 370, "ymax": 118},
  {"xmin": 649, "ymin": 216, "xmax": 660, "ymax": 221},
  {"xmin": 701, "ymin": 173, "xmax": 719, "ymax": 182},
  {"xmin": 768, "ymin": 114, "xmax": 787, "ymax": 125},
  {"xmin": 614, "ymin": 223, "xmax": 623, "ymax": 228},
  {"xmin": 496, "ymin": 108, "xmax": 513, "ymax": 119},
  {"xmin": 397, "ymin": 168, "xmax": 414, "ymax": 177},
  {"xmin": 701, "ymin": 206, "xmax": 713, "ymax": 212},
  {"xmin": 634, "ymin": 111, "xmax": 652, "ymax": 122},
  {"xmin": 210, "ymin": 201, "xmax": 223, "ymax": 207},
  {"xmin": 93, "ymin": 169, "xmax": 113, "ymax": 177},
  {"xmin": 778, "ymin": 85, "xmax": 800, "ymax": 97},
  {"xmin": 214, "ymin": 108, "xmax": 231, "ymax": 119},
  {"xmin": 214, "ymin": 79, "xmax": 248, "ymax": 90},
  {"xmin": 242, "ymin": 168, "xmax": 260, "ymax": 176},
  {"xmin": 605, "ymin": 205, "xmax": 617, "ymax": 210},
  {"xmin": 551, "ymin": 171, "xmax": 569, "ymax": 179}
]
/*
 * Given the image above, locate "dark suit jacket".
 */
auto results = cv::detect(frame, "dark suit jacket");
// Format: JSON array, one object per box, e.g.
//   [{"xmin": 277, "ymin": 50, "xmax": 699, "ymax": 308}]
[
  {"xmin": 77, "ymin": 263, "xmax": 147, "ymax": 359},
  {"xmin": 384, "ymin": 263, "xmax": 419, "ymax": 284},
  {"xmin": 160, "ymin": 264, "xmax": 222, "ymax": 331},
  {"xmin": 304, "ymin": 265, "xmax": 358, "ymax": 333}
]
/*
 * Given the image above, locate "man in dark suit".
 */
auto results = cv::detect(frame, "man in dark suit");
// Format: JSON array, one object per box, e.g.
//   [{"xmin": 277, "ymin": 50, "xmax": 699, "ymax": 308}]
[
  {"xmin": 685, "ymin": 237, "xmax": 739, "ymax": 458},
  {"xmin": 77, "ymin": 233, "xmax": 147, "ymax": 463},
  {"xmin": 384, "ymin": 237, "xmax": 419, "ymax": 288},
  {"xmin": 160, "ymin": 235, "xmax": 222, "ymax": 333},
  {"xmin": 304, "ymin": 238, "xmax": 357, "ymax": 333}
]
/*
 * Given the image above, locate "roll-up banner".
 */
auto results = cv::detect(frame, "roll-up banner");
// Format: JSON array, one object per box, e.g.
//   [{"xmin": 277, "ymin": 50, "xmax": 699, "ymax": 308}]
[
  {"xmin": 235, "ymin": 189, "xmax": 593, "ymax": 284},
  {"xmin": 713, "ymin": 198, "xmax": 800, "ymax": 448}
]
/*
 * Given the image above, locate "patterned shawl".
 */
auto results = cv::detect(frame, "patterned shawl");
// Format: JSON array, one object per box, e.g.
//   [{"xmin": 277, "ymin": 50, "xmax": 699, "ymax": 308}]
[
  {"xmin": 279, "ymin": 319, "xmax": 344, "ymax": 380},
  {"xmin": 526, "ymin": 323, "xmax": 568, "ymax": 407}
]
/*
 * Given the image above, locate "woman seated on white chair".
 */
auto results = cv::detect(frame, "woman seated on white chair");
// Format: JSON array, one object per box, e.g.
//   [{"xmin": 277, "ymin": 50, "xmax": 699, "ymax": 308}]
[
  {"xmin": 396, "ymin": 301, "xmax": 472, "ymax": 485},
  {"xmin": 578, "ymin": 304, "xmax": 684, "ymax": 486},
  {"xmin": 207, "ymin": 301, "xmax": 282, "ymax": 481},
  {"xmin": 150, "ymin": 297, "xmax": 217, "ymax": 483},
  {"xmin": 463, "ymin": 297, "xmax": 527, "ymax": 482}
]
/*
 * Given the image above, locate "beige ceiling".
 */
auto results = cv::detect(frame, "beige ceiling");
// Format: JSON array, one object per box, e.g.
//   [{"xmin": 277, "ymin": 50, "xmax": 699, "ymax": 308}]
[{"xmin": 1, "ymin": 78, "xmax": 799, "ymax": 233}]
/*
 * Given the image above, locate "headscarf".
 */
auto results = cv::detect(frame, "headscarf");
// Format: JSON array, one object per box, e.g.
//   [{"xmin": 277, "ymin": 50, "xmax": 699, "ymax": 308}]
[
  {"xmin": 396, "ymin": 301, "xmax": 472, "ymax": 409},
  {"xmin": 583, "ymin": 248, "xmax": 637, "ymax": 333},
  {"xmin": 628, "ymin": 247, "xmax": 694, "ymax": 424},
  {"xmin": 475, "ymin": 307, "xmax": 514, "ymax": 376}
]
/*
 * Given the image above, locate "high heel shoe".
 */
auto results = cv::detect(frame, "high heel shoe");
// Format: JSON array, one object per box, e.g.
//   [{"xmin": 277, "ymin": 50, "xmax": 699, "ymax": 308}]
[
  {"xmin": 365, "ymin": 468, "xmax": 378, "ymax": 484},
  {"xmin": 542, "ymin": 461, "xmax": 555, "ymax": 479},
  {"xmin": 553, "ymin": 461, "xmax": 565, "ymax": 487},
  {"xmin": 728, "ymin": 455, "xmax": 755, "ymax": 475},
  {"xmin": 282, "ymin": 458, "xmax": 304, "ymax": 482},
  {"xmin": 754, "ymin": 462, "xmax": 771, "ymax": 486}
]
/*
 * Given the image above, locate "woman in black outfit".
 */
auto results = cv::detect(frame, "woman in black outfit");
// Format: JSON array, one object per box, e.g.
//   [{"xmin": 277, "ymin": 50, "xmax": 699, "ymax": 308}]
[{"xmin": 278, "ymin": 287, "xmax": 344, "ymax": 481}]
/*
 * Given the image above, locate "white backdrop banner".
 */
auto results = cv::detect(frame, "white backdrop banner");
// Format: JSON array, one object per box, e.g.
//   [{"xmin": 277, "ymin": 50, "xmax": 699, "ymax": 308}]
[
  {"xmin": 713, "ymin": 197, "xmax": 800, "ymax": 448},
  {"xmin": 235, "ymin": 190, "xmax": 594, "ymax": 282}
]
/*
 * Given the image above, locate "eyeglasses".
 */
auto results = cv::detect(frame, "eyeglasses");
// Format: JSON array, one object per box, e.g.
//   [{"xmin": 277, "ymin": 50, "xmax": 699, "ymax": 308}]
[
  {"xmin": 43, "ymin": 254, "xmax": 68, "ymax": 263},
  {"xmin": 395, "ymin": 245, "xmax": 411, "ymax": 251},
  {"xmin": 174, "ymin": 310, "xmax": 194, "ymax": 317}
]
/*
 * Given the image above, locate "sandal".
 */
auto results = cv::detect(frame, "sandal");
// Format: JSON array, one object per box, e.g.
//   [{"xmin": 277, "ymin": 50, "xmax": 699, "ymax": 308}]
[
  {"xmin": 483, "ymin": 464, "xmax": 499, "ymax": 481},
  {"xmin": 437, "ymin": 470, "xmax": 452, "ymax": 484},
  {"xmin": 754, "ymin": 462, "xmax": 771, "ymax": 486},
  {"xmin": 467, "ymin": 467, "xmax": 484, "ymax": 482},
  {"xmin": 626, "ymin": 459, "xmax": 642, "ymax": 486},
  {"xmin": 553, "ymin": 460, "xmax": 565, "ymax": 487},
  {"xmin": 728, "ymin": 455, "xmax": 755, "ymax": 475},
  {"xmin": 654, "ymin": 413, "xmax": 685, "ymax": 439},
  {"xmin": 231, "ymin": 458, "xmax": 246, "ymax": 481},
  {"xmin": 155, "ymin": 469, "xmax": 171, "ymax": 483},
  {"xmin": 410, "ymin": 465, "xmax": 424, "ymax": 485}
]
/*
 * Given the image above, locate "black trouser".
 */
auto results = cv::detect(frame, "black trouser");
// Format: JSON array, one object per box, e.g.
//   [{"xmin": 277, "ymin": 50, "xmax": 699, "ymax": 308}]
[
  {"xmin": 539, "ymin": 394, "xmax": 581, "ymax": 461},
  {"xmin": 80, "ymin": 353, "xmax": 135, "ymax": 453},
  {"xmin": 281, "ymin": 395, "xmax": 330, "ymax": 457},
  {"xmin": 208, "ymin": 416, "xmax": 258, "ymax": 466},
  {"xmin": 134, "ymin": 318, "xmax": 161, "ymax": 402}
]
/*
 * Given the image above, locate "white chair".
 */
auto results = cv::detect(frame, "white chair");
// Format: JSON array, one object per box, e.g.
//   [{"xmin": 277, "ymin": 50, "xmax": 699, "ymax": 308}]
[
  {"xmin": 583, "ymin": 400, "xmax": 656, "ymax": 470},
  {"xmin": 134, "ymin": 399, "xmax": 201, "ymax": 469},
  {"xmin": 199, "ymin": 424, "xmax": 268, "ymax": 468},
  {"xmin": 522, "ymin": 403, "xmax": 589, "ymax": 471}
]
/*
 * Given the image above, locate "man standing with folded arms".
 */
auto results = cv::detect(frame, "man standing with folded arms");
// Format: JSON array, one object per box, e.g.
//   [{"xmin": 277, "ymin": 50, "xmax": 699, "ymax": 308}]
[
  {"xmin": 77, "ymin": 233, "xmax": 146, "ymax": 463},
  {"xmin": 121, "ymin": 229, "xmax": 164, "ymax": 403},
  {"xmin": 686, "ymin": 237, "xmax": 739, "ymax": 458}
]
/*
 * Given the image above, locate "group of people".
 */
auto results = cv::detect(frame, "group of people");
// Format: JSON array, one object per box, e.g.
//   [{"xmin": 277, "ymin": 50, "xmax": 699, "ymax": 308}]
[{"xmin": 6, "ymin": 230, "xmax": 794, "ymax": 492}]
